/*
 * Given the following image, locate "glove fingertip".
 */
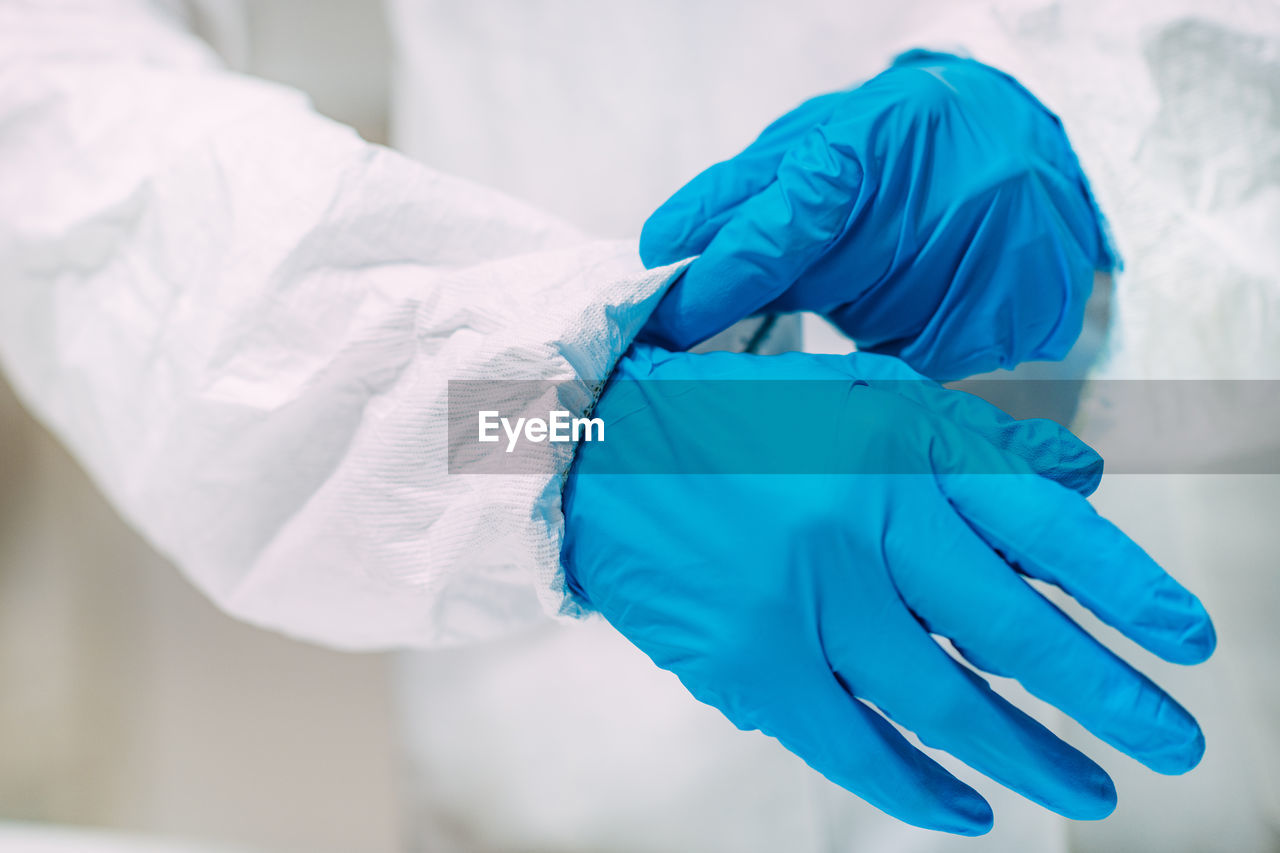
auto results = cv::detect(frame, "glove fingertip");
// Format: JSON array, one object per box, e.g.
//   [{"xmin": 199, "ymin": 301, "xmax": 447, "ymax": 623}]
[
  {"xmin": 1164, "ymin": 609, "xmax": 1217, "ymax": 666},
  {"xmin": 639, "ymin": 214, "xmax": 689, "ymax": 268},
  {"xmin": 1054, "ymin": 441, "xmax": 1105, "ymax": 497},
  {"xmin": 997, "ymin": 417, "xmax": 1104, "ymax": 496},
  {"xmin": 637, "ymin": 262, "xmax": 726, "ymax": 351},
  {"xmin": 941, "ymin": 789, "xmax": 995, "ymax": 836},
  {"xmin": 1074, "ymin": 769, "xmax": 1119, "ymax": 821},
  {"xmin": 1145, "ymin": 721, "xmax": 1207, "ymax": 777}
]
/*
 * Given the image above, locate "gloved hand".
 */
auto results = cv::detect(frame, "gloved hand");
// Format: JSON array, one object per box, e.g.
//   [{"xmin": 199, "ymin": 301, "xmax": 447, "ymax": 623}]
[
  {"xmin": 562, "ymin": 344, "xmax": 1213, "ymax": 835},
  {"xmin": 638, "ymin": 51, "xmax": 1118, "ymax": 380}
]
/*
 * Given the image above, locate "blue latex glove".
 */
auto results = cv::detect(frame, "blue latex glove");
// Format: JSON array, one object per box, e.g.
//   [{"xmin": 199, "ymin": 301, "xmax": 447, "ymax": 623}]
[
  {"xmin": 638, "ymin": 51, "xmax": 1118, "ymax": 380},
  {"xmin": 562, "ymin": 345, "xmax": 1214, "ymax": 835}
]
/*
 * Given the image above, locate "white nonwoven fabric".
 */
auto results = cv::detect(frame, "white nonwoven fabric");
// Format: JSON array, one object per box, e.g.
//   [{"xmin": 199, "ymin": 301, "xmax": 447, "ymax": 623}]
[{"xmin": 0, "ymin": 0, "xmax": 678, "ymax": 650}]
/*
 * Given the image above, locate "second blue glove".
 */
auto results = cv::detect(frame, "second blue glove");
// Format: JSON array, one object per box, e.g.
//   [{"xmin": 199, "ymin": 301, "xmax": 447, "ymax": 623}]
[{"xmin": 639, "ymin": 51, "xmax": 1118, "ymax": 380}]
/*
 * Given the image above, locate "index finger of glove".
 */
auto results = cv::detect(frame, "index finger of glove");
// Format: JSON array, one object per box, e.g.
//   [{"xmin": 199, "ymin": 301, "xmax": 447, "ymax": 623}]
[
  {"xmin": 645, "ymin": 126, "xmax": 865, "ymax": 349},
  {"xmin": 640, "ymin": 92, "xmax": 844, "ymax": 268},
  {"xmin": 940, "ymin": 473, "xmax": 1217, "ymax": 666}
]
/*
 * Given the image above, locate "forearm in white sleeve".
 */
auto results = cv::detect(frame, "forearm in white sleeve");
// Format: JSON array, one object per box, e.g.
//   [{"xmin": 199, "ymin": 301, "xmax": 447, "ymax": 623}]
[{"xmin": 0, "ymin": 0, "xmax": 677, "ymax": 649}]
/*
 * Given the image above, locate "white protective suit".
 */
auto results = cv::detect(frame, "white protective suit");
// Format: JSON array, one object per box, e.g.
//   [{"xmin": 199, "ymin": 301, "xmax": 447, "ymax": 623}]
[
  {"xmin": 0, "ymin": 0, "xmax": 685, "ymax": 651},
  {"xmin": 1, "ymin": 1, "xmax": 1278, "ymax": 852}
]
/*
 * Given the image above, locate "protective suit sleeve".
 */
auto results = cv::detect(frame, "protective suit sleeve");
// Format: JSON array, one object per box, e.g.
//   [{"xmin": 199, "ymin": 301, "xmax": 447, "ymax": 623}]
[{"xmin": 0, "ymin": 0, "xmax": 675, "ymax": 649}]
